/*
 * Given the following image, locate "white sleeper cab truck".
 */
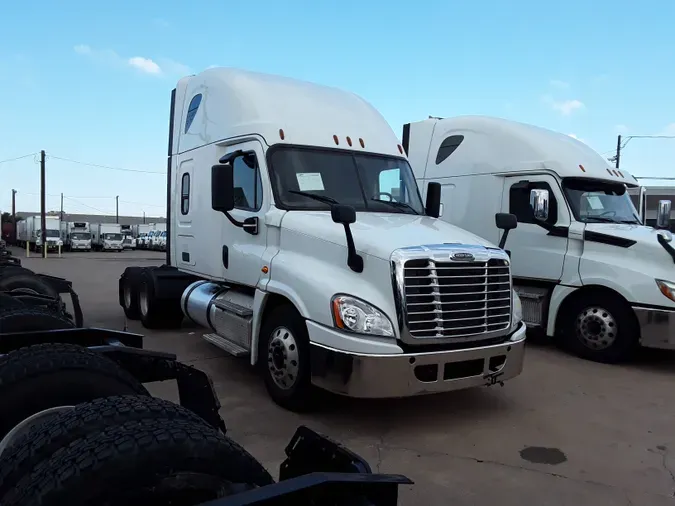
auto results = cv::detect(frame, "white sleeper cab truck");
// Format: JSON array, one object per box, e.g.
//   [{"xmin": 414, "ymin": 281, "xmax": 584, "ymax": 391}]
[
  {"xmin": 91, "ymin": 223, "xmax": 124, "ymax": 252},
  {"xmin": 403, "ymin": 115, "xmax": 675, "ymax": 363},
  {"xmin": 61, "ymin": 221, "xmax": 91, "ymax": 251},
  {"xmin": 118, "ymin": 68, "xmax": 526, "ymax": 411}
]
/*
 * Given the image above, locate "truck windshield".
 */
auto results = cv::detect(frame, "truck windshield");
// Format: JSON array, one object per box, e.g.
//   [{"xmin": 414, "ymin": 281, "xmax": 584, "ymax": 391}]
[
  {"xmin": 563, "ymin": 178, "xmax": 640, "ymax": 224},
  {"xmin": 71, "ymin": 233, "xmax": 90, "ymax": 240},
  {"xmin": 105, "ymin": 233, "xmax": 123, "ymax": 240},
  {"xmin": 45, "ymin": 230, "xmax": 60, "ymax": 238},
  {"xmin": 268, "ymin": 147, "xmax": 425, "ymax": 215}
]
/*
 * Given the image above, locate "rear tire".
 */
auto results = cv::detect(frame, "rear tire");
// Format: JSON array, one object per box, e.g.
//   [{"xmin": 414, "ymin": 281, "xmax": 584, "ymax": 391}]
[
  {"xmin": 0, "ymin": 273, "xmax": 58, "ymax": 299},
  {"xmin": 0, "ymin": 306, "xmax": 74, "ymax": 333},
  {"xmin": 119, "ymin": 267, "xmax": 143, "ymax": 320},
  {"xmin": 1, "ymin": 410, "xmax": 274, "ymax": 506},
  {"xmin": 258, "ymin": 304, "xmax": 316, "ymax": 412},
  {"xmin": 138, "ymin": 272, "xmax": 183, "ymax": 329},
  {"xmin": 558, "ymin": 292, "xmax": 639, "ymax": 364},
  {"xmin": 0, "ymin": 344, "xmax": 149, "ymax": 442}
]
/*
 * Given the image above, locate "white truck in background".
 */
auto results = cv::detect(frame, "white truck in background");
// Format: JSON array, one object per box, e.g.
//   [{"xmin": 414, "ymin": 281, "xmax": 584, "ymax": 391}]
[
  {"xmin": 91, "ymin": 223, "xmax": 124, "ymax": 252},
  {"xmin": 118, "ymin": 68, "xmax": 526, "ymax": 411},
  {"xmin": 402, "ymin": 115, "xmax": 675, "ymax": 363},
  {"xmin": 60, "ymin": 221, "xmax": 91, "ymax": 251},
  {"xmin": 147, "ymin": 223, "xmax": 166, "ymax": 250},
  {"xmin": 16, "ymin": 216, "xmax": 62, "ymax": 252},
  {"xmin": 121, "ymin": 224, "xmax": 134, "ymax": 249},
  {"xmin": 628, "ymin": 185, "xmax": 675, "ymax": 231},
  {"xmin": 131, "ymin": 224, "xmax": 152, "ymax": 249}
]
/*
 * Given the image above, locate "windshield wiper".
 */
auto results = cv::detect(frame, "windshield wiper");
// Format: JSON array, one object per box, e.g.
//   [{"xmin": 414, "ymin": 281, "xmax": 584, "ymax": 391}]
[
  {"xmin": 370, "ymin": 198, "xmax": 419, "ymax": 215},
  {"xmin": 288, "ymin": 190, "xmax": 339, "ymax": 206}
]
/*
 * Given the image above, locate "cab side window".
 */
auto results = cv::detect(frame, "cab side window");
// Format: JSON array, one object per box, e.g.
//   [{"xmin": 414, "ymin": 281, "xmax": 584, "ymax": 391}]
[
  {"xmin": 181, "ymin": 173, "xmax": 190, "ymax": 215},
  {"xmin": 509, "ymin": 181, "xmax": 558, "ymax": 225},
  {"xmin": 233, "ymin": 154, "xmax": 263, "ymax": 211}
]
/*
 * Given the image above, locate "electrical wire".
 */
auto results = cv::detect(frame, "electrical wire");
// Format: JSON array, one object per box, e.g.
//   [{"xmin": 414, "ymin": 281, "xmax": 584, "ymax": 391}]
[
  {"xmin": 0, "ymin": 153, "xmax": 38, "ymax": 165},
  {"xmin": 46, "ymin": 155, "xmax": 165, "ymax": 175}
]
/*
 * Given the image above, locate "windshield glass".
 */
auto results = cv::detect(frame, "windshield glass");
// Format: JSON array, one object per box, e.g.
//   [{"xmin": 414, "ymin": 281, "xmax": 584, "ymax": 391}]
[
  {"xmin": 563, "ymin": 178, "xmax": 640, "ymax": 224},
  {"xmin": 268, "ymin": 147, "xmax": 425, "ymax": 214},
  {"xmin": 45, "ymin": 229, "xmax": 60, "ymax": 238},
  {"xmin": 71, "ymin": 233, "xmax": 90, "ymax": 240},
  {"xmin": 105, "ymin": 233, "xmax": 123, "ymax": 240}
]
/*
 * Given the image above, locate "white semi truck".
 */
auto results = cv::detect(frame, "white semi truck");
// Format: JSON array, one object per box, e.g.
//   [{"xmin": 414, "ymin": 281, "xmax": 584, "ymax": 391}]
[
  {"xmin": 91, "ymin": 223, "xmax": 124, "ymax": 251},
  {"xmin": 118, "ymin": 68, "xmax": 526, "ymax": 411},
  {"xmin": 16, "ymin": 216, "xmax": 62, "ymax": 252},
  {"xmin": 60, "ymin": 221, "xmax": 91, "ymax": 251},
  {"xmin": 402, "ymin": 115, "xmax": 675, "ymax": 363}
]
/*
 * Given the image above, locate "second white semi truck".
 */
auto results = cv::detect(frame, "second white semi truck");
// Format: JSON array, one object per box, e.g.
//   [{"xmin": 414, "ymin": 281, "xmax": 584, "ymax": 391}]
[
  {"xmin": 402, "ymin": 115, "xmax": 675, "ymax": 363},
  {"xmin": 60, "ymin": 221, "xmax": 91, "ymax": 251},
  {"xmin": 117, "ymin": 68, "xmax": 526, "ymax": 411},
  {"xmin": 91, "ymin": 223, "xmax": 124, "ymax": 252}
]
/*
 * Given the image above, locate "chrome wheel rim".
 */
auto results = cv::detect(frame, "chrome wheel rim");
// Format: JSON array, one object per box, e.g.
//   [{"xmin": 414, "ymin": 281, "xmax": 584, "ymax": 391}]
[
  {"xmin": 576, "ymin": 306, "xmax": 617, "ymax": 350},
  {"xmin": 123, "ymin": 283, "xmax": 132, "ymax": 308},
  {"xmin": 267, "ymin": 326, "xmax": 299, "ymax": 390},
  {"xmin": 0, "ymin": 405, "xmax": 74, "ymax": 457},
  {"xmin": 139, "ymin": 285, "xmax": 149, "ymax": 316}
]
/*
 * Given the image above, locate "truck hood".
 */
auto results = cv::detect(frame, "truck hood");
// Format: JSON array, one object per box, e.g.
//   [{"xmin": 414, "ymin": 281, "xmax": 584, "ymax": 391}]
[
  {"xmin": 279, "ymin": 211, "xmax": 497, "ymax": 260},
  {"xmin": 585, "ymin": 223, "xmax": 675, "ymax": 264}
]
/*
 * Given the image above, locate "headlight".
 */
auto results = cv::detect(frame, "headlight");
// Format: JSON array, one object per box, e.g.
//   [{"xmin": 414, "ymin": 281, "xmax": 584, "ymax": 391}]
[
  {"xmin": 331, "ymin": 294, "xmax": 394, "ymax": 337},
  {"xmin": 656, "ymin": 279, "xmax": 675, "ymax": 303},
  {"xmin": 512, "ymin": 290, "xmax": 523, "ymax": 326}
]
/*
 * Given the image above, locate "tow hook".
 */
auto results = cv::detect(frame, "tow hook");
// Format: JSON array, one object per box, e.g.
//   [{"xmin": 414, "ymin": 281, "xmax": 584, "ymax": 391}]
[{"xmin": 484, "ymin": 371, "xmax": 505, "ymax": 387}]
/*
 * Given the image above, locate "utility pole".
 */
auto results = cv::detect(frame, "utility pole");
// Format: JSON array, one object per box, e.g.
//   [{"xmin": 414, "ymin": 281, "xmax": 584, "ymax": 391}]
[
  {"xmin": 11, "ymin": 189, "xmax": 16, "ymax": 244},
  {"xmin": 40, "ymin": 150, "xmax": 46, "ymax": 258},
  {"xmin": 615, "ymin": 135, "xmax": 621, "ymax": 169},
  {"xmin": 116, "ymin": 195, "xmax": 119, "ymax": 223},
  {"xmin": 60, "ymin": 193, "xmax": 64, "ymax": 222},
  {"xmin": 143, "ymin": 211, "xmax": 146, "ymax": 224}
]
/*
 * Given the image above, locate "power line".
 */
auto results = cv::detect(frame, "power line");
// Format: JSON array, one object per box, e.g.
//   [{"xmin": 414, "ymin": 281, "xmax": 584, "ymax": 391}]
[
  {"xmin": 0, "ymin": 152, "xmax": 38, "ymax": 165},
  {"xmin": 62, "ymin": 196, "xmax": 113, "ymax": 214},
  {"xmin": 47, "ymin": 155, "xmax": 165, "ymax": 175},
  {"xmin": 119, "ymin": 199, "xmax": 165, "ymax": 208}
]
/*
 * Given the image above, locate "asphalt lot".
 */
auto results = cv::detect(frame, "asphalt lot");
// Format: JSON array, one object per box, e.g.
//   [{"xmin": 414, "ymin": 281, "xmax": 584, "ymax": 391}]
[{"xmin": 10, "ymin": 247, "xmax": 675, "ymax": 505}]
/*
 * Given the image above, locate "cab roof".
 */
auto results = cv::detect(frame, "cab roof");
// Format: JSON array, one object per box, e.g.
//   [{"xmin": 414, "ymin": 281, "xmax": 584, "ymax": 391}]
[
  {"xmin": 174, "ymin": 68, "xmax": 403, "ymax": 158},
  {"xmin": 414, "ymin": 115, "xmax": 639, "ymax": 187}
]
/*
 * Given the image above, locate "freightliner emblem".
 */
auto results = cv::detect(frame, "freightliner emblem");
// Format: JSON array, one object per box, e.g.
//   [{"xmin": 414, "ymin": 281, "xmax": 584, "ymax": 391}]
[{"xmin": 451, "ymin": 252, "xmax": 475, "ymax": 261}]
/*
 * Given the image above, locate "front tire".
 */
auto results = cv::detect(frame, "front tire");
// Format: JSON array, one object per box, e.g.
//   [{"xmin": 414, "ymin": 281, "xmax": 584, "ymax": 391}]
[
  {"xmin": 558, "ymin": 292, "xmax": 639, "ymax": 363},
  {"xmin": 258, "ymin": 304, "xmax": 316, "ymax": 412}
]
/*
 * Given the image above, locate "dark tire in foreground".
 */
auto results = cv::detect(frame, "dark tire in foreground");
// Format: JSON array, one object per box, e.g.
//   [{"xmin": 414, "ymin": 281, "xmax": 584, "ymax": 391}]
[
  {"xmin": 0, "ymin": 273, "xmax": 58, "ymax": 299},
  {"xmin": 258, "ymin": 304, "xmax": 317, "ymax": 412},
  {"xmin": 0, "ymin": 395, "xmax": 218, "ymax": 498},
  {"xmin": 557, "ymin": 291, "xmax": 639, "ymax": 364},
  {"xmin": 2, "ymin": 415, "xmax": 274, "ymax": 506},
  {"xmin": 0, "ymin": 344, "xmax": 149, "ymax": 442},
  {"xmin": 0, "ymin": 307, "xmax": 74, "ymax": 334}
]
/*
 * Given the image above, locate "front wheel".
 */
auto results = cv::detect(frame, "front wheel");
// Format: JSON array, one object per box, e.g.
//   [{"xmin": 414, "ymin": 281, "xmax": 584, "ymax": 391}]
[
  {"xmin": 258, "ymin": 305, "xmax": 316, "ymax": 412},
  {"xmin": 558, "ymin": 292, "xmax": 639, "ymax": 364}
]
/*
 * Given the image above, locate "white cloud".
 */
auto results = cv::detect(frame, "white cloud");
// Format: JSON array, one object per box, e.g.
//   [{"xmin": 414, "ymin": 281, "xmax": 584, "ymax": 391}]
[
  {"xmin": 207, "ymin": 64, "xmax": 220, "ymax": 69},
  {"xmin": 551, "ymin": 99, "xmax": 585, "ymax": 116},
  {"xmin": 128, "ymin": 56, "xmax": 162, "ymax": 75},
  {"xmin": 615, "ymin": 124, "xmax": 629, "ymax": 134},
  {"xmin": 550, "ymin": 79, "xmax": 570, "ymax": 89},
  {"xmin": 567, "ymin": 133, "xmax": 586, "ymax": 143},
  {"xmin": 660, "ymin": 123, "xmax": 675, "ymax": 136},
  {"xmin": 75, "ymin": 44, "xmax": 188, "ymax": 78}
]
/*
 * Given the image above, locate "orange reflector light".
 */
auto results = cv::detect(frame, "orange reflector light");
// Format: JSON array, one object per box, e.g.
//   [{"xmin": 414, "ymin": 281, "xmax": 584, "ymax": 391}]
[
  {"xmin": 333, "ymin": 135, "xmax": 339, "ymax": 145},
  {"xmin": 398, "ymin": 144, "xmax": 403, "ymax": 154},
  {"xmin": 579, "ymin": 164, "xmax": 586, "ymax": 172},
  {"xmin": 346, "ymin": 136, "xmax": 353, "ymax": 146},
  {"xmin": 359, "ymin": 138, "xmax": 365, "ymax": 148},
  {"xmin": 279, "ymin": 129, "xmax": 285, "ymax": 140},
  {"xmin": 261, "ymin": 265, "xmax": 269, "ymax": 274}
]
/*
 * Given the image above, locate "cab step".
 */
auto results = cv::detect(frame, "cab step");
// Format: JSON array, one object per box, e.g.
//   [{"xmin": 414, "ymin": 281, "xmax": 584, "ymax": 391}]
[{"xmin": 202, "ymin": 333, "xmax": 249, "ymax": 357}]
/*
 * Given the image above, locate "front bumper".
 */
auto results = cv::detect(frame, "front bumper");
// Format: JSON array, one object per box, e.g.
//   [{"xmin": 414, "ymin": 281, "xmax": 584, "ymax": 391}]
[
  {"xmin": 635, "ymin": 306, "xmax": 675, "ymax": 350},
  {"xmin": 310, "ymin": 322, "xmax": 527, "ymax": 398}
]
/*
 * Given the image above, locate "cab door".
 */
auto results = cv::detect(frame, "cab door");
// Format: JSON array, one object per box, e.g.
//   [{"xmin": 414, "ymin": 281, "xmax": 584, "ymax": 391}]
[
  {"xmin": 501, "ymin": 175, "xmax": 571, "ymax": 282},
  {"xmin": 217, "ymin": 140, "xmax": 269, "ymax": 288}
]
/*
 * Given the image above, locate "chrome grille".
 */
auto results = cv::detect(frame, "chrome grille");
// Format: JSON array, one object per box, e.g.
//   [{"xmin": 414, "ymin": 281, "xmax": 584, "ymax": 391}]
[{"xmin": 403, "ymin": 258, "xmax": 511, "ymax": 339}]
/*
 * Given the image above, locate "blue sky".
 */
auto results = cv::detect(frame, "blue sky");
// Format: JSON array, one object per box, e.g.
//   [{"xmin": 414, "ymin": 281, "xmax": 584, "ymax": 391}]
[{"xmin": 1, "ymin": 0, "xmax": 674, "ymax": 217}]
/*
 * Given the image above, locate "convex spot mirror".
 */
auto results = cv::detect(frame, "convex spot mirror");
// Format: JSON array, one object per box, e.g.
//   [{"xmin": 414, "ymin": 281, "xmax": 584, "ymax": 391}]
[{"xmin": 530, "ymin": 189, "xmax": 550, "ymax": 222}]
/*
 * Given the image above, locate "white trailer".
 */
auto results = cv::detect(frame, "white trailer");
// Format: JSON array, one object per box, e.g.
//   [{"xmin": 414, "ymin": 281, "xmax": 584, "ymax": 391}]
[
  {"xmin": 118, "ymin": 68, "xmax": 526, "ymax": 411},
  {"xmin": 17, "ymin": 216, "xmax": 62, "ymax": 251},
  {"xmin": 91, "ymin": 223, "xmax": 124, "ymax": 252},
  {"xmin": 403, "ymin": 115, "xmax": 675, "ymax": 363},
  {"xmin": 60, "ymin": 221, "xmax": 91, "ymax": 251},
  {"xmin": 120, "ymin": 224, "xmax": 134, "ymax": 249}
]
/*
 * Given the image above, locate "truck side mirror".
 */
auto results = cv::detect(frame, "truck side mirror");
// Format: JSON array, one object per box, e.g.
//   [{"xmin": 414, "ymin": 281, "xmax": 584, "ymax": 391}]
[
  {"xmin": 425, "ymin": 182, "xmax": 441, "ymax": 218},
  {"xmin": 495, "ymin": 212, "xmax": 517, "ymax": 250},
  {"xmin": 331, "ymin": 204, "xmax": 363, "ymax": 273},
  {"xmin": 530, "ymin": 189, "xmax": 550, "ymax": 222},
  {"xmin": 656, "ymin": 200, "xmax": 672, "ymax": 229},
  {"xmin": 211, "ymin": 164, "xmax": 235, "ymax": 213}
]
